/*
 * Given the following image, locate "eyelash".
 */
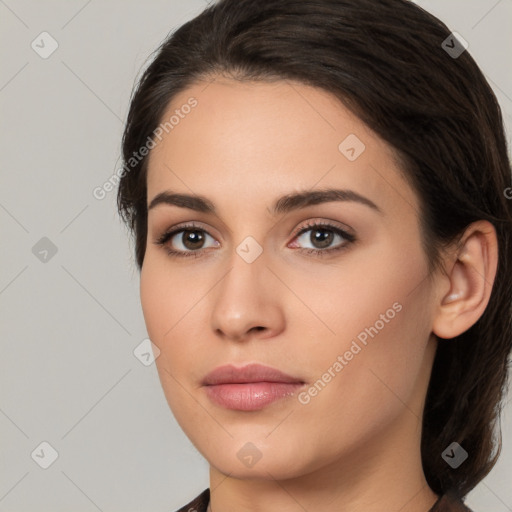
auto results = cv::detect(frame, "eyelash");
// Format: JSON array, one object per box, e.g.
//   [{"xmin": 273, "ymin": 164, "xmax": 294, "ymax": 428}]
[{"xmin": 153, "ymin": 221, "xmax": 356, "ymax": 259}]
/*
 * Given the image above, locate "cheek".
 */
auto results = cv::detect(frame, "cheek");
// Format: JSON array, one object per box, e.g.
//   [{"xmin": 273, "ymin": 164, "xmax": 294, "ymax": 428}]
[
  {"xmin": 306, "ymin": 296, "xmax": 432, "ymax": 466},
  {"xmin": 140, "ymin": 257, "xmax": 209, "ymax": 425},
  {"xmin": 291, "ymin": 232, "xmax": 432, "ymax": 394},
  {"xmin": 140, "ymin": 253, "xmax": 203, "ymax": 340},
  {"xmin": 140, "ymin": 256, "xmax": 199, "ymax": 375}
]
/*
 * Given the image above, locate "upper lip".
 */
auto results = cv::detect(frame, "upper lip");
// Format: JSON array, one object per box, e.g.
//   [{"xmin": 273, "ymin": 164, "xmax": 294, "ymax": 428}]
[{"xmin": 202, "ymin": 363, "xmax": 304, "ymax": 385}]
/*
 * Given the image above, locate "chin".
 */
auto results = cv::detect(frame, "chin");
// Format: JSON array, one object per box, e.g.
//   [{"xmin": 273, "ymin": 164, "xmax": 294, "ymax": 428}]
[{"xmin": 198, "ymin": 436, "xmax": 318, "ymax": 480}]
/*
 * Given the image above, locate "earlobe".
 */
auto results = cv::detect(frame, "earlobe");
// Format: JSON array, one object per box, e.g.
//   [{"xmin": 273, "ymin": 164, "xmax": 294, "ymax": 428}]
[{"xmin": 432, "ymin": 221, "xmax": 498, "ymax": 340}]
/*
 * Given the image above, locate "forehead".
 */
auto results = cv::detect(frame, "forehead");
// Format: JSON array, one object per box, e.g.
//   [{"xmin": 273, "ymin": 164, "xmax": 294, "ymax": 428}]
[{"xmin": 146, "ymin": 77, "xmax": 419, "ymax": 220}]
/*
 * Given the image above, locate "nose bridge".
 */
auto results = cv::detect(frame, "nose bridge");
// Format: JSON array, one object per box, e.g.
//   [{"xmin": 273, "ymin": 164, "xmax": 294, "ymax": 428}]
[{"xmin": 210, "ymin": 238, "xmax": 283, "ymax": 339}]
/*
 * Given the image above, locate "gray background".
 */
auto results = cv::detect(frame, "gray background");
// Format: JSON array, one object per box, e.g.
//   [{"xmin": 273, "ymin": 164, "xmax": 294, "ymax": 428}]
[{"xmin": 0, "ymin": 1, "xmax": 511, "ymax": 511}]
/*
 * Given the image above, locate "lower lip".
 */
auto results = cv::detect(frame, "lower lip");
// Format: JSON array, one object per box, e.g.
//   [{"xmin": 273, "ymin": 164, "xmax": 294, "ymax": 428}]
[{"xmin": 203, "ymin": 382, "xmax": 304, "ymax": 411}]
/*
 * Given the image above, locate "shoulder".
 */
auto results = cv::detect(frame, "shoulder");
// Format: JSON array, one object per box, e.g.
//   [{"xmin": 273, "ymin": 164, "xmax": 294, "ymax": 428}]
[{"xmin": 174, "ymin": 488, "xmax": 210, "ymax": 512}]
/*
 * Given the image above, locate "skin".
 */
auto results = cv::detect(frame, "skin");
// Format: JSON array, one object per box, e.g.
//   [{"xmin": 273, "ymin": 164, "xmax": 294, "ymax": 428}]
[{"xmin": 141, "ymin": 77, "xmax": 498, "ymax": 512}]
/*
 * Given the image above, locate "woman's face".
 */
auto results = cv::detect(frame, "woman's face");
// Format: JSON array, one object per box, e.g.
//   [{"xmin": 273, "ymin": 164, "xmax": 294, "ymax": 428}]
[{"xmin": 141, "ymin": 77, "xmax": 441, "ymax": 480}]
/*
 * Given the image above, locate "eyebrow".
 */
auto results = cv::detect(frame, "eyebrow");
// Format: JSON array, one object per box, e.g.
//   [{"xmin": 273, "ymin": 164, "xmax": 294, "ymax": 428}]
[{"xmin": 147, "ymin": 188, "xmax": 383, "ymax": 216}]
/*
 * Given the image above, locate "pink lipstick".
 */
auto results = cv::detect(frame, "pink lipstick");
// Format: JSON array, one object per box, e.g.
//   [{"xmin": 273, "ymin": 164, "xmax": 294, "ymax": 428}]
[{"xmin": 202, "ymin": 363, "xmax": 305, "ymax": 411}]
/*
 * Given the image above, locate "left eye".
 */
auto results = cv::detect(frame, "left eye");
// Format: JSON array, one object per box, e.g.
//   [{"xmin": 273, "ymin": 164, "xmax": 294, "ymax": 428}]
[{"xmin": 291, "ymin": 224, "xmax": 354, "ymax": 253}]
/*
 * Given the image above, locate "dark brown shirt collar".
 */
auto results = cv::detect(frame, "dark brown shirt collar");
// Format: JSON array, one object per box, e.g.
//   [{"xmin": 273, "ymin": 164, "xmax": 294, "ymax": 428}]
[{"xmin": 176, "ymin": 488, "xmax": 474, "ymax": 512}]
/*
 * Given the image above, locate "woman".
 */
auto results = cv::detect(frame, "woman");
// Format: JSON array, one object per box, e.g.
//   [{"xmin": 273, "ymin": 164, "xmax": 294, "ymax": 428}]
[{"xmin": 117, "ymin": 0, "xmax": 512, "ymax": 510}]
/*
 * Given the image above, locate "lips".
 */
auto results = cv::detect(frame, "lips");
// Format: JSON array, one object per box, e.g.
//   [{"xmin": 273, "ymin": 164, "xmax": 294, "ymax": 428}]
[{"xmin": 202, "ymin": 363, "xmax": 305, "ymax": 411}]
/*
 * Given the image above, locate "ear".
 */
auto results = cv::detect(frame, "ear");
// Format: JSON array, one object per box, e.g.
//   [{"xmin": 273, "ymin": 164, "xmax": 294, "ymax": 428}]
[{"xmin": 432, "ymin": 220, "xmax": 498, "ymax": 340}]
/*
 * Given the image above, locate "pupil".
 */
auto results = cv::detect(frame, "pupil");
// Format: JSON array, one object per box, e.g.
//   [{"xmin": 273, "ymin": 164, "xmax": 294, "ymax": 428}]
[
  {"xmin": 313, "ymin": 229, "xmax": 333, "ymax": 248},
  {"xmin": 184, "ymin": 230, "xmax": 204, "ymax": 249}
]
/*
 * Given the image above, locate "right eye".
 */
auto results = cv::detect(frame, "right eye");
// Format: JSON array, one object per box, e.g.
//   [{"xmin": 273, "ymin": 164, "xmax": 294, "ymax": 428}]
[{"xmin": 154, "ymin": 223, "xmax": 220, "ymax": 258}]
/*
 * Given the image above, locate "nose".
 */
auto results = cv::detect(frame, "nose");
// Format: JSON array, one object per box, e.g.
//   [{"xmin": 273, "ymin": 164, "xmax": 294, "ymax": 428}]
[{"xmin": 210, "ymin": 248, "xmax": 285, "ymax": 342}]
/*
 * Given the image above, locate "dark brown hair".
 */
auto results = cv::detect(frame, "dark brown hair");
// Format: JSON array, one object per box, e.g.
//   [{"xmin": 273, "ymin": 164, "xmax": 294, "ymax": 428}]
[{"xmin": 117, "ymin": 0, "xmax": 512, "ymax": 498}]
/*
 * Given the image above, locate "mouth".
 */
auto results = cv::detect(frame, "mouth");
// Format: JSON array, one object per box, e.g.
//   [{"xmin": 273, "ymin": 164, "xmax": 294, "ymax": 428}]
[{"xmin": 202, "ymin": 363, "xmax": 305, "ymax": 411}]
